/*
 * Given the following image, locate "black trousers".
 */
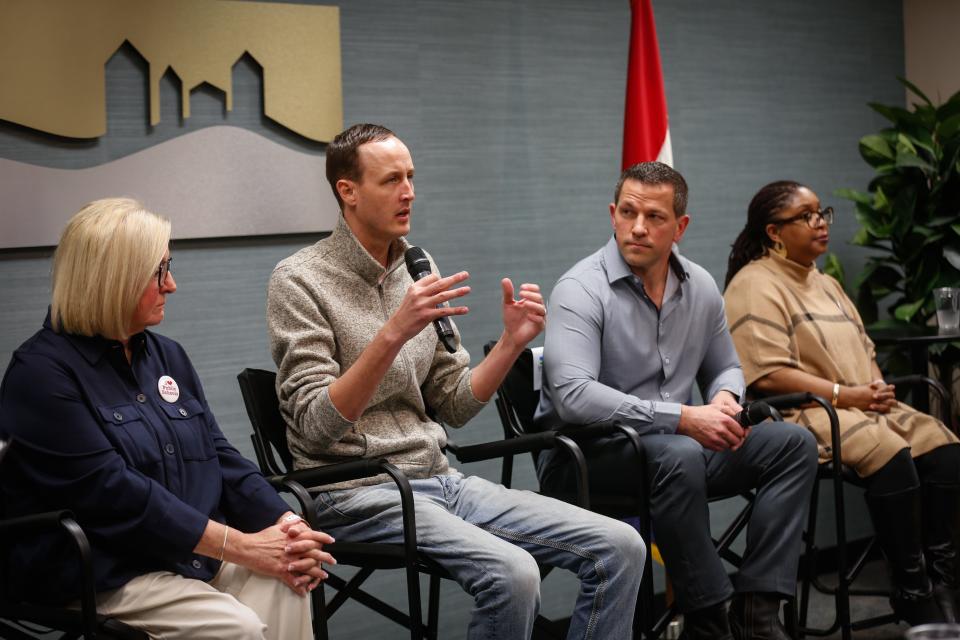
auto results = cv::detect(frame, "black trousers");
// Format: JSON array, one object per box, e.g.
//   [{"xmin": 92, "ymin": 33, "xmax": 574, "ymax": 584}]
[
  {"xmin": 537, "ymin": 421, "xmax": 819, "ymax": 612},
  {"xmin": 864, "ymin": 443, "xmax": 960, "ymax": 496}
]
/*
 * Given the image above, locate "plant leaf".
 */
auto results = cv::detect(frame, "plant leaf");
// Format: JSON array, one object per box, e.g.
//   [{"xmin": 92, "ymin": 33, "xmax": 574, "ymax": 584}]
[
  {"xmin": 823, "ymin": 253, "xmax": 846, "ymax": 290},
  {"xmin": 899, "ymin": 76, "xmax": 934, "ymax": 107},
  {"xmin": 834, "ymin": 188, "xmax": 873, "ymax": 205},
  {"xmin": 894, "ymin": 298, "xmax": 925, "ymax": 322},
  {"xmin": 851, "ymin": 227, "xmax": 872, "ymax": 246},
  {"xmin": 927, "ymin": 215, "xmax": 956, "ymax": 228},
  {"xmin": 896, "ymin": 149, "xmax": 935, "ymax": 173},
  {"xmin": 869, "ymin": 103, "xmax": 917, "ymax": 128},
  {"xmin": 940, "ymin": 114, "xmax": 960, "ymax": 140},
  {"xmin": 947, "ymin": 247, "xmax": 960, "ymax": 271},
  {"xmin": 869, "ymin": 317, "xmax": 918, "ymax": 332},
  {"xmin": 890, "ymin": 186, "xmax": 918, "ymax": 239},
  {"xmin": 860, "ymin": 135, "xmax": 895, "ymax": 166}
]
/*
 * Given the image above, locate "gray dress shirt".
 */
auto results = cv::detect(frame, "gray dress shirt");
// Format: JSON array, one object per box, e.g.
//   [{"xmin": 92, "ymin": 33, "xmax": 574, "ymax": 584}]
[{"xmin": 534, "ymin": 235, "xmax": 745, "ymax": 435}]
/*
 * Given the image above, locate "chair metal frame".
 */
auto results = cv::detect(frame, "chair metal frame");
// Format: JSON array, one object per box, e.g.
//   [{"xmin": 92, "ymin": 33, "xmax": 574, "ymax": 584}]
[
  {"xmin": 766, "ymin": 375, "xmax": 954, "ymax": 640},
  {"xmin": 238, "ymin": 366, "xmax": 595, "ymax": 640},
  {"xmin": 0, "ymin": 439, "xmax": 319, "ymax": 640},
  {"xmin": 0, "ymin": 509, "xmax": 148, "ymax": 640},
  {"xmin": 484, "ymin": 343, "xmax": 765, "ymax": 639}
]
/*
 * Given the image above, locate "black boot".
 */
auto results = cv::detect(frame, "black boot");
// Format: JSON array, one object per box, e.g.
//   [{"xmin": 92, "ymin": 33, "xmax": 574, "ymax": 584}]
[
  {"xmin": 866, "ymin": 487, "xmax": 945, "ymax": 626},
  {"xmin": 728, "ymin": 592, "xmax": 792, "ymax": 640},
  {"xmin": 923, "ymin": 482, "xmax": 960, "ymax": 622},
  {"xmin": 680, "ymin": 600, "xmax": 733, "ymax": 640}
]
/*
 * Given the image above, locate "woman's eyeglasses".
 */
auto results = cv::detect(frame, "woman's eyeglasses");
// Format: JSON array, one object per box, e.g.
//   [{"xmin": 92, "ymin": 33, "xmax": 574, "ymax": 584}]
[
  {"xmin": 773, "ymin": 206, "xmax": 834, "ymax": 229},
  {"xmin": 156, "ymin": 258, "xmax": 173, "ymax": 288}
]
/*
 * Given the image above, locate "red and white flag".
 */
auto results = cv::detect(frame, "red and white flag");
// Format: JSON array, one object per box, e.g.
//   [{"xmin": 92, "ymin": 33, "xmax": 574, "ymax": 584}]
[{"xmin": 621, "ymin": 0, "xmax": 672, "ymax": 169}]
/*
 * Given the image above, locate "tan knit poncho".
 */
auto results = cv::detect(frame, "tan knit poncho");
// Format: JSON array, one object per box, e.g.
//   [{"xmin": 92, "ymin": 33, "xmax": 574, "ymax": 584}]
[{"xmin": 724, "ymin": 252, "xmax": 955, "ymax": 476}]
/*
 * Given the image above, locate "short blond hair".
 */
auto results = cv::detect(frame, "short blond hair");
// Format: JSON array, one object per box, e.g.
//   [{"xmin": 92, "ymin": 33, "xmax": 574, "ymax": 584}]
[{"xmin": 51, "ymin": 198, "xmax": 171, "ymax": 340}]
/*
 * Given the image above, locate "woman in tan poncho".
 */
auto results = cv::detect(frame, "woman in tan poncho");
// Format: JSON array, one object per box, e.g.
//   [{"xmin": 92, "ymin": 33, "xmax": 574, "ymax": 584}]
[{"xmin": 723, "ymin": 180, "xmax": 960, "ymax": 626}]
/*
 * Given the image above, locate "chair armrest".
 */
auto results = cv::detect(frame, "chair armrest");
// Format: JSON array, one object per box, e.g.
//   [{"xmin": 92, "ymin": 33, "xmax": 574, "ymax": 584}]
[
  {"xmin": 759, "ymin": 392, "xmax": 816, "ymax": 410},
  {"xmin": 0, "ymin": 510, "xmax": 74, "ymax": 535},
  {"xmin": 264, "ymin": 477, "xmax": 320, "ymax": 529},
  {"xmin": 447, "ymin": 431, "xmax": 559, "ymax": 463},
  {"xmin": 886, "ymin": 374, "xmax": 951, "ymax": 425},
  {"xmin": 763, "ymin": 392, "xmax": 842, "ymax": 468},
  {"xmin": 266, "ymin": 459, "xmax": 420, "ymax": 576},
  {"xmin": 448, "ymin": 432, "xmax": 595, "ymax": 508},
  {"xmin": 885, "ymin": 374, "xmax": 946, "ymax": 394},
  {"xmin": 553, "ymin": 423, "xmax": 648, "ymax": 508},
  {"xmin": 272, "ymin": 458, "xmax": 394, "ymax": 489},
  {"xmin": 266, "ymin": 459, "xmax": 404, "ymax": 531},
  {"xmin": 0, "ymin": 510, "xmax": 98, "ymax": 637}
]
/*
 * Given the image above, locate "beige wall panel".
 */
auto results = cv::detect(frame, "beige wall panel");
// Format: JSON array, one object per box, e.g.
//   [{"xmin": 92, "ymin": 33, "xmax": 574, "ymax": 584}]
[{"xmin": 903, "ymin": 0, "xmax": 960, "ymax": 104}]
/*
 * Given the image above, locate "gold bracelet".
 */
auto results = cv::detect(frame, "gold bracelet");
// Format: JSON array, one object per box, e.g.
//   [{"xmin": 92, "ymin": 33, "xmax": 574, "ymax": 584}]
[
  {"xmin": 218, "ymin": 525, "xmax": 229, "ymax": 563},
  {"xmin": 831, "ymin": 383, "xmax": 840, "ymax": 407}
]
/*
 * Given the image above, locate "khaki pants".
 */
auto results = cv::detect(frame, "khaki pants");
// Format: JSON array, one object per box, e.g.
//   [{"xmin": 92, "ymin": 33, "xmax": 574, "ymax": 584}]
[{"xmin": 93, "ymin": 563, "xmax": 313, "ymax": 640}]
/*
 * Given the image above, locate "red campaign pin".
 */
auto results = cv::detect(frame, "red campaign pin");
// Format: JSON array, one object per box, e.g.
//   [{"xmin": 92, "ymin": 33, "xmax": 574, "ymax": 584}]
[{"xmin": 157, "ymin": 375, "xmax": 180, "ymax": 403}]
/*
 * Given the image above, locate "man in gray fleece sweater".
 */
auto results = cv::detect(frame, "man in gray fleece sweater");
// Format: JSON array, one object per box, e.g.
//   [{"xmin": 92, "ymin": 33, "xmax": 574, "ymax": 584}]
[{"xmin": 267, "ymin": 123, "xmax": 646, "ymax": 639}]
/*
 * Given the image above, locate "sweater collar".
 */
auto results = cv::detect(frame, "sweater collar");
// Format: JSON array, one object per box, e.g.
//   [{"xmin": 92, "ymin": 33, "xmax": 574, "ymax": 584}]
[
  {"xmin": 765, "ymin": 250, "xmax": 817, "ymax": 286},
  {"xmin": 329, "ymin": 215, "xmax": 410, "ymax": 285}
]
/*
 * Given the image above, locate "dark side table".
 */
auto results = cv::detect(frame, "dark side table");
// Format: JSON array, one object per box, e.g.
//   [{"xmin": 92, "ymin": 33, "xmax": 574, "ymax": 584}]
[{"xmin": 869, "ymin": 326, "xmax": 960, "ymax": 414}]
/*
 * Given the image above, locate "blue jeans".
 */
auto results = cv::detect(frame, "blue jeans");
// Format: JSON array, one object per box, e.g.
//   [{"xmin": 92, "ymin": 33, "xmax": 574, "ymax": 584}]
[{"xmin": 316, "ymin": 473, "xmax": 646, "ymax": 639}]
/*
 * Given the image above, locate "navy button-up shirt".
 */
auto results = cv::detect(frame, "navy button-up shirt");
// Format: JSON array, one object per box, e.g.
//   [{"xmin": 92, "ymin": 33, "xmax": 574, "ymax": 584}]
[
  {"xmin": 0, "ymin": 314, "xmax": 288, "ymax": 603},
  {"xmin": 535, "ymin": 236, "xmax": 745, "ymax": 434}
]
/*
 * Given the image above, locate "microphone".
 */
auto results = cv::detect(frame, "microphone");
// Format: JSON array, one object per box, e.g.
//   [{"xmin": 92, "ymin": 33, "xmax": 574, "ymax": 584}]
[
  {"xmin": 736, "ymin": 401, "xmax": 777, "ymax": 427},
  {"xmin": 404, "ymin": 246, "xmax": 458, "ymax": 353}
]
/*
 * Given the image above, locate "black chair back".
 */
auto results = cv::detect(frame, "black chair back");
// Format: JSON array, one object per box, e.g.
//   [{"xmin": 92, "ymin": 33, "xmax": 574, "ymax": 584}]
[
  {"xmin": 0, "ymin": 442, "xmax": 147, "ymax": 639},
  {"xmin": 484, "ymin": 341, "xmax": 544, "ymax": 441},
  {"xmin": 497, "ymin": 346, "xmax": 544, "ymax": 435},
  {"xmin": 237, "ymin": 368, "xmax": 295, "ymax": 475}
]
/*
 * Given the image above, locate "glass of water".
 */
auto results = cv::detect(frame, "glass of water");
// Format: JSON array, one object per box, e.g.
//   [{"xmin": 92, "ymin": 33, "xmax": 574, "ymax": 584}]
[
  {"xmin": 934, "ymin": 287, "xmax": 960, "ymax": 333},
  {"xmin": 905, "ymin": 623, "xmax": 960, "ymax": 638}
]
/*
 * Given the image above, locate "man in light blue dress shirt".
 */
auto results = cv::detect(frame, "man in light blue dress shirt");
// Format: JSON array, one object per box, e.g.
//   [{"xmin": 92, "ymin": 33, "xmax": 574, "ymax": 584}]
[{"xmin": 535, "ymin": 162, "xmax": 818, "ymax": 640}]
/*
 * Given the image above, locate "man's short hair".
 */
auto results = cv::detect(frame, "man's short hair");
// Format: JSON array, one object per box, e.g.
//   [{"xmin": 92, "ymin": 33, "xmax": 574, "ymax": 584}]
[
  {"xmin": 325, "ymin": 123, "xmax": 396, "ymax": 208},
  {"xmin": 614, "ymin": 162, "xmax": 688, "ymax": 216},
  {"xmin": 51, "ymin": 198, "xmax": 170, "ymax": 340}
]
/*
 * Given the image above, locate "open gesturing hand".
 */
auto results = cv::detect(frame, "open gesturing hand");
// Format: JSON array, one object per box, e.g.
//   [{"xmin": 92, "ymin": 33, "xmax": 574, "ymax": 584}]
[
  {"xmin": 386, "ymin": 271, "xmax": 471, "ymax": 344},
  {"xmin": 500, "ymin": 279, "xmax": 546, "ymax": 350}
]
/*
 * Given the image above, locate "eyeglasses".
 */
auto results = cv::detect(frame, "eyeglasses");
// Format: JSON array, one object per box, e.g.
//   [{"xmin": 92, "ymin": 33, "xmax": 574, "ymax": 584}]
[
  {"xmin": 156, "ymin": 258, "xmax": 173, "ymax": 288},
  {"xmin": 773, "ymin": 206, "xmax": 834, "ymax": 229}
]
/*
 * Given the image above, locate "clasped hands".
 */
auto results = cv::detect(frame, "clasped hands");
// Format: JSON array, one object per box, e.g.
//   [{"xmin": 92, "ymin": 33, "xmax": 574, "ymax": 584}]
[
  {"xmin": 244, "ymin": 512, "xmax": 337, "ymax": 596},
  {"xmin": 848, "ymin": 379, "xmax": 897, "ymax": 414}
]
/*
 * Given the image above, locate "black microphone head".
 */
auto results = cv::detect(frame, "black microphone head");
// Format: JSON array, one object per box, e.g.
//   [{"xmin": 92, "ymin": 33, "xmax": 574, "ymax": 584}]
[
  {"xmin": 404, "ymin": 246, "xmax": 432, "ymax": 278},
  {"xmin": 737, "ymin": 401, "xmax": 775, "ymax": 427}
]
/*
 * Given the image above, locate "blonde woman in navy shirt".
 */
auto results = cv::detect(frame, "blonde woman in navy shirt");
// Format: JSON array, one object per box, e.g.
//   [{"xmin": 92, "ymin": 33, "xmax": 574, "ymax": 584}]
[{"xmin": 0, "ymin": 198, "xmax": 335, "ymax": 639}]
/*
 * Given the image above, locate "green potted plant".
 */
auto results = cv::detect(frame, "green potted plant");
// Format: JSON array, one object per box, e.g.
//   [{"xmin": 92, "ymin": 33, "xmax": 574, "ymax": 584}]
[{"xmin": 836, "ymin": 78, "xmax": 960, "ymax": 393}]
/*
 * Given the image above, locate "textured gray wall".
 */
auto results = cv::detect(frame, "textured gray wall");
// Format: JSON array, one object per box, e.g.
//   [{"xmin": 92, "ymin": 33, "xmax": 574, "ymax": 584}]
[{"xmin": 0, "ymin": 0, "xmax": 903, "ymax": 636}]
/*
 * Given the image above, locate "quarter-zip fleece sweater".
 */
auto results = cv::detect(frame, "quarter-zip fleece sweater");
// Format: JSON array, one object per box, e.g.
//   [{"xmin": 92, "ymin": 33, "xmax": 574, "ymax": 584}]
[{"xmin": 267, "ymin": 216, "xmax": 486, "ymax": 489}]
